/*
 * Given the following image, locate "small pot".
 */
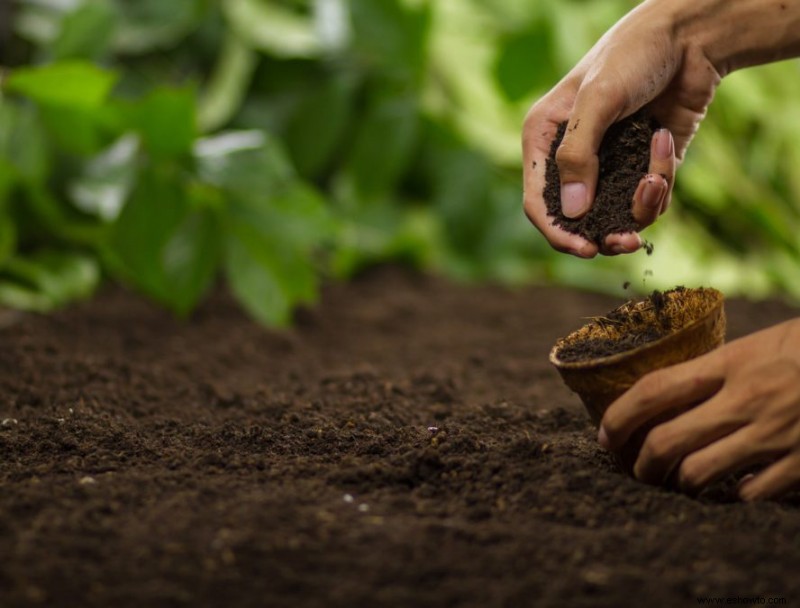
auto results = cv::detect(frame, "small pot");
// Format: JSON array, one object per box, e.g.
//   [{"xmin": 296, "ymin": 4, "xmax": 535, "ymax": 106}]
[{"xmin": 549, "ymin": 287, "xmax": 726, "ymax": 472}]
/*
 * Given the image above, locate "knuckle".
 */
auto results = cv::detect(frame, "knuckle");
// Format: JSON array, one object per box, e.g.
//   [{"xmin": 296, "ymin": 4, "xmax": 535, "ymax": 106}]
[
  {"xmin": 632, "ymin": 371, "xmax": 665, "ymax": 407},
  {"xmin": 554, "ymin": 143, "xmax": 590, "ymax": 172},
  {"xmin": 773, "ymin": 358, "xmax": 800, "ymax": 380},
  {"xmin": 585, "ymin": 75, "xmax": 625, "ymax": 105},
  {"xmin": 731, "ymin": 366, "xmax": 789, "ymax": 411},
  {"xmin": 640, "ymin": 425, "xmax": 674, "ymax": 465}
]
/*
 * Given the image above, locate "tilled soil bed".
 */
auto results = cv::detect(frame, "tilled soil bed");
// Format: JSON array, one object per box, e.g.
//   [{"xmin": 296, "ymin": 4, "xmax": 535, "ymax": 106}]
[{"xmin": 1, "ymin": 267, "xmax": 799, "ymax": 608}]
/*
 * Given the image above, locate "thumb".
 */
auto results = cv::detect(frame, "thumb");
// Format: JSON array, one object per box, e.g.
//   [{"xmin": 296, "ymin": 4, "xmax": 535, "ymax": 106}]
[{"xmin": 556, "ymin": 80, "xmax": 625, "ymax": 218}]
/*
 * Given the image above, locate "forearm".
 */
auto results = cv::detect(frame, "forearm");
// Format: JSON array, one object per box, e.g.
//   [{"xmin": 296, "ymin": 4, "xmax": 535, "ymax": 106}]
[{"xmin": 669, "ymin": 0, "xmax": 800, "ymax": 75}]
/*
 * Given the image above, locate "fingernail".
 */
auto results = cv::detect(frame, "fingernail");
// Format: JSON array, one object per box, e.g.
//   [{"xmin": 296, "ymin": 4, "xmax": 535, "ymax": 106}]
[
  {"xmin": 642, "ymin": 176, "xmax": 664, "ymax": 209},
  {"xmin": 561, "ymin": 182, "xmax": 588, "ymax": 218},
  {"xmin": 610, "ymin": 244, "xmax": 630, "ymax": 255},
  {"xmin": 738, "ymin": 474, "xmax": 757, "ymax": 501},
  {"xmin": 598, "ymin": 426, "xmax": 610, "ymax": 449},
  {"xmin": 654, "ymin": 128, "xmax": 673, "ymax": 160},
  {"xmin": 737, "ymin": 473, "xmax": 755, "ymax": 490}
]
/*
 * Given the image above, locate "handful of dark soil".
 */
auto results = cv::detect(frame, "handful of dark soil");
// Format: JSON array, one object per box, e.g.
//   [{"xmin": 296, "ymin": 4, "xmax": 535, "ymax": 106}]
[{"xmin": 544, "ymin": 110, "xmax": 659, "ymax": 244}]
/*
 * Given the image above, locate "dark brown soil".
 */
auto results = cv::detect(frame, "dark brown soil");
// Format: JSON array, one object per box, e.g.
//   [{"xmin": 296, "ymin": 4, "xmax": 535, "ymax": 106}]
[
  {"xmin": 555, "ymin": 288, "xmax": 679, "ymax": 362},
  {"xmin": 555, "ymin": 328, "xmax": 665, "ymax": 363},
  {"xmin": 1, "ymin": 267, "xmax": 799, "ymax": 608},
  {"xmin": 545, "ymin": 111, "xmax": 659, "ymax": 244}
]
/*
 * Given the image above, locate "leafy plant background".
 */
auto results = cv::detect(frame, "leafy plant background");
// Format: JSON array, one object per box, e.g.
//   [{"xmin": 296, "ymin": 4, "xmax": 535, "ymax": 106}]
[{"xmin": 1, "ymin": 0, "xmax": 798, "ymax": 324}]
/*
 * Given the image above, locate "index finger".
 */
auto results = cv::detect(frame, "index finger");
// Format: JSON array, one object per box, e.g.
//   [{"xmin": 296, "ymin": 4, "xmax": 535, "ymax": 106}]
[
  {"xmin": 522, "ymin": 106, "xmax": 598, "ymax": 258},
  {"xmin": 599, "ymin": 349, "xmax": 726, "ymax": 450}
]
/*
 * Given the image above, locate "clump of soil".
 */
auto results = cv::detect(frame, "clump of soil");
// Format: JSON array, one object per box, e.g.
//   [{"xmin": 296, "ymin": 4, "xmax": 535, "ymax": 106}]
[
  {"xmin": 556, "ymin": 287, "xmax": 686, "ymax": 363},
  {"xmin": 544, "ymin": 110, "xmax": 659, "ymax": 244}
]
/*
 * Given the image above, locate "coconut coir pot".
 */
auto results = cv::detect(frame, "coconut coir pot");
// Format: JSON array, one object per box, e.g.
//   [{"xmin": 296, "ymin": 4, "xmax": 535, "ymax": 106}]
[{"xmin": 550, "ymin": 287, "xmax": 726, "ymax": 472}]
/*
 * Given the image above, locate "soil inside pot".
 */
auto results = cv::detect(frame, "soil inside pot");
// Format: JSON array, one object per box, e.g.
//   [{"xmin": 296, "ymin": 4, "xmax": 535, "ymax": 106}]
[
  {"xmin": 554, "ymin": 287, "xmax": 687, "ymax": 363},
  {"xmin": 544, "ymin": 110, "xmax": 659, "ymax": 244}
]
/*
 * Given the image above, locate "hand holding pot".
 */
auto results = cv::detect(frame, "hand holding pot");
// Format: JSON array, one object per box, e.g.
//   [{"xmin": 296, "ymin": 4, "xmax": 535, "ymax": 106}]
[{"xmin": 599, "ymin": 319, "xmax": 800, "ymax": 501}]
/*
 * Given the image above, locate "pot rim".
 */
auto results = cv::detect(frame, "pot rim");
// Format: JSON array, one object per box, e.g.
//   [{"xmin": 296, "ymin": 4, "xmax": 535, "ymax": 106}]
[{"xmin": 549, "ymin": 288, "xmax": 724, "ymax": 371}]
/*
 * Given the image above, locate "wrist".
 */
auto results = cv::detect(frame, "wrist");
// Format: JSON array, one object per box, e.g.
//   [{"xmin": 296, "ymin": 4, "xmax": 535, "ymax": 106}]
[{"xmin": 668, "ymin": 0, "xmax": 800, "ymax": 76}]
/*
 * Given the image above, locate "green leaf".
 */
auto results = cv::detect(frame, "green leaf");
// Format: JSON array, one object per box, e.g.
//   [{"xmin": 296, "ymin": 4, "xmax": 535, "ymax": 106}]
[
  {"xmin": 195, "ymin": 130, "xmax": 295, "ymax": 197},
  {"xmin": 161, "ymin": 208, "xmax": 221, "ymax": 315},
  {"xmin": 224, "ymin": 211, "xmax": 316, "ymax": 327},
  {"xmin": 0, "ymin": 283, "xmax": 53, "ymax": 312},
  {"xmin": 198, "ymin": 32, "xmax": 259, "ymax": 133},
  {"xmin": 0, "ymin": 219, "xmax": 17, "ymax": 267},
  {"xmin": 0, "ymin": 250, "xmax": 100, "ymax": 309},
  {"xmin": 349, "ymin": 0, "xmax": 431, "ymax": 84},
  {"xmin": 22, "ymin": 183, "xmax": 107, "ymax": 245},
  {"xmin": 331, "ymin": 204, "xmax": 441, "ymax": 279},
  {"xmin": 343, "ymin": 91, "xmax": 419, "ymax": 202},
  {"xmin": 106, "ymin": 165, "xmax": 223, "ymax": 314},
  {"xmin": 195, "ymin": 129, "xmax": 331, "ymax": 324},
  {"xmin": 234, "ymin": 182, "xmax": 335, "ymax": 250},
  {"xmin": 107, "ymin": 167, "xmax": 189, "ymax": 299},
  {"xmin": 52, "ymin": 1, "xmax": 117, "ymax": 61},
  {"xmin": 222, "ymin": 182, "xmax": 333, "ymax": 326},
  {"xmin": 68, "ymin": 135, "xmax": 139, "ymax": 221},
  {"xmin": 0, "ymin": 97, "xmax": 49, "ymax": 182},
  {"xmin": 433, "ymin": 147, "xmax": 493, "ymax": 253},
  {"xmin": 223, "ymin": 0, "xmax": 322, "ymax": 58},
  {"xmin": 39, "ymin": 104, "xmax": 109, "ymax": 156},
  {"xmin": 13, "ymin": 2, "xmax": 63, "ymax": 47},
  {"xmin": 111, "ymin": 0, "xmax": 204, "ymax": 54},
  {"xmin": 494, "ymin": 19, "xmax": 559, "ymax": 102},
  {"xmin": 120, "ymin": 87, "xmax": 197, "ymax": 161},
  {"xmin": 0, "ymin": 160, "xmax": 14, "ymax": 207},
  {"xmin": 417, "ymin": 121, "xmax": 497, "ymax": 256},
  {"xmin": 224, "ymin": 227, "xmax": 292, "ymax": 327},
  {"xmin": 5, "ymin": 61, "xmax": 118, "ymax": 109},
  {"xmin": 313, "ymin": 0, "xmax": 351, "ymax": 52},
  {"xmin": 285, "ymin": 73, "xmax": 356, "ymax": 178}
]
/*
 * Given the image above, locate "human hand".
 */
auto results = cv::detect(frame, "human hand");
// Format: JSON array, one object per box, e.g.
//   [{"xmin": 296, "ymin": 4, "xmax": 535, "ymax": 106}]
[
  {"xmin": 522, "ymin": 0, "xmax": 720, "ymax": 257},
  {"xmin": 598, "ymin": 318, "xmax": 800, "ymax": 501}
]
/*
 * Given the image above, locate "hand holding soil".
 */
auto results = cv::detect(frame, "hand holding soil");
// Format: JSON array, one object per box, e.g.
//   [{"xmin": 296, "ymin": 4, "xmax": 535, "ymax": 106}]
[
  {"xmin": 523, "ymin": 0, "xmax": 800, "ymax": 257},
  {"xmin": 599, "ymin": 319, "xmax": 800, "ymax": 500},
  {"xmin": 521, "ymin": 0, "xmax": 706, "ymax": 256},
  {"xmin": 542, "ymin": 111, "xmax": 665, "ymax": 247}
]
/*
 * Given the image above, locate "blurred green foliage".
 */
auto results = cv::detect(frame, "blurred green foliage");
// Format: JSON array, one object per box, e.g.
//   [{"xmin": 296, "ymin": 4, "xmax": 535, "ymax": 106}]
[{"xmin": 0, "ymin": 0, "xmax": 798, "ymax": 324}]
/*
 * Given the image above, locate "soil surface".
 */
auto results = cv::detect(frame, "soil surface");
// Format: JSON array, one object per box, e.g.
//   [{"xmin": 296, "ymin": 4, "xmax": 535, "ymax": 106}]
[
  {"xmin": 1, "ymin": 267, "xmax": 799, "ymax": 608},
  {"xmin": 545, "ymin": 111, "xmax": 659, "ymax": 244}
]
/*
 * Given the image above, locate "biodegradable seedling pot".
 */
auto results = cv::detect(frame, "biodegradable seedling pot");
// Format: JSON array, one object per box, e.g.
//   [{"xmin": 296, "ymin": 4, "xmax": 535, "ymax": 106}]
[{"xmin": 549, "ymin": 287, "xmax": 726, "ymax": 472}]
